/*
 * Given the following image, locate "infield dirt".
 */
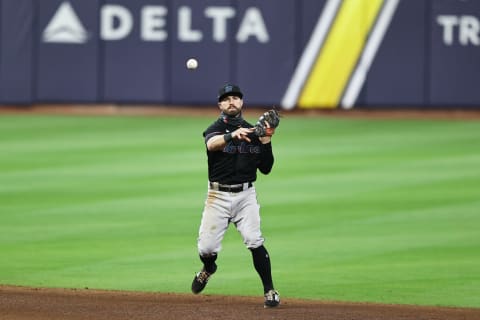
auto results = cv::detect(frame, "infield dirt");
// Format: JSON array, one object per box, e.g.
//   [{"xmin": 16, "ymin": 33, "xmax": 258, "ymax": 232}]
[{"xmin": 1, "ymin": 285, "xmax": 480, "ymax": 320}]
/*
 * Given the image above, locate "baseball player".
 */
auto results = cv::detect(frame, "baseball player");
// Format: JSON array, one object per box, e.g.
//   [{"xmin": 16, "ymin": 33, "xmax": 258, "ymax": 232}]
[{"xmin": 191, "ymin": 84, "xmax": 281, "ymax": 308}]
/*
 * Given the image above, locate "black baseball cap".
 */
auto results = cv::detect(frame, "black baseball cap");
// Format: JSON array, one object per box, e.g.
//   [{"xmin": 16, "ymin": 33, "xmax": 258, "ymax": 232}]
[{"xmin": 217, "ymin": 84, "xmax": 243, "ymax": 101}]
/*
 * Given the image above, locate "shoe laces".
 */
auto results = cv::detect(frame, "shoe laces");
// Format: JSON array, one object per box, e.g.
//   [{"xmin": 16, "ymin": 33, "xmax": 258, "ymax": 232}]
[
  {"xmin": 196, "ymin": 270, "xmax": 211, "ymax": 284},
  {"xmin": 265, "ymin": 290, "xmax": 279, "ymax": 301}
]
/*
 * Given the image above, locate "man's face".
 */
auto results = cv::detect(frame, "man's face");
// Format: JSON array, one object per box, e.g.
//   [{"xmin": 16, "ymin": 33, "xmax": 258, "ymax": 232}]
[{"xmin": 218, "ymin": 95, "xmax": 243, "ymax": 116}]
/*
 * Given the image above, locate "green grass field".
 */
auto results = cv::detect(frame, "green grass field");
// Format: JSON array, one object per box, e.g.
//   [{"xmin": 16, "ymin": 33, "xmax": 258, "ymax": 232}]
[{"xmin": 1, "ymin": 113, "xmax": 479, "ymax": 308}]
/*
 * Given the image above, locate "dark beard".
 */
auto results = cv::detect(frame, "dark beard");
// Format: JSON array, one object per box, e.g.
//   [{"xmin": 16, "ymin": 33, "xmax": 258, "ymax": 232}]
[{"xmin": 220, "ymin": 111, "xmax": 244, "ymax": 127}]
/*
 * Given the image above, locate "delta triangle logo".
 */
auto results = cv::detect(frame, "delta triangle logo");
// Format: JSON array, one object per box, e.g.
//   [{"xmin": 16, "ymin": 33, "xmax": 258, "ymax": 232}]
[{"xmin": 42, "ymin": 1, "xmax": 89, "ymax": 44}]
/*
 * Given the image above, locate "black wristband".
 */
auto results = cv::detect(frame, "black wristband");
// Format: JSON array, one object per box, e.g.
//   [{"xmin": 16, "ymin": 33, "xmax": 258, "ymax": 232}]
[{"xmin": 224, "ymin": 133, "xmax": 233, "ymax": 142}]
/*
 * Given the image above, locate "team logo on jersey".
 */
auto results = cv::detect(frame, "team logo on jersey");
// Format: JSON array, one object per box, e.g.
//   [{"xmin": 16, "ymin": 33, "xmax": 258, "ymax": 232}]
[
  {"xmin": 42, "ymin": 1, "xmax": 89, "ymax": 44},
  {"xmin": 224, "ymin": 142, "xmax": 260, "ymax": 154}
]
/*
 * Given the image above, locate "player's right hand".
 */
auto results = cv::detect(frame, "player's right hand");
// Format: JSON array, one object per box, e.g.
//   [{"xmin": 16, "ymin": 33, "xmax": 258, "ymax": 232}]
[{"xmin": 233, "ymin": 127, "xmax": 255, "ymax": 142}]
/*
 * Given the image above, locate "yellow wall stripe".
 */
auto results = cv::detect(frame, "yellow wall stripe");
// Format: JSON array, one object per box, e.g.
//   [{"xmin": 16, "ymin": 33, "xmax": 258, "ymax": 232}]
[{"xmin": 299, "ymin": 0, "xmax": 384, "ymax": 108}]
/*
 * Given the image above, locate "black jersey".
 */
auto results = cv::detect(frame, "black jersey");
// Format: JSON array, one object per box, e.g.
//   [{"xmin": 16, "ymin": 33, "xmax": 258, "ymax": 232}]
[{"xmin": 203, "ymin": 117, "xmax": 274, "ymax": 185}]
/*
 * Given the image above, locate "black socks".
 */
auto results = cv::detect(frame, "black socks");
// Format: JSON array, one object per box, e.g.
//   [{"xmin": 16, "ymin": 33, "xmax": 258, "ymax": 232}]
[
  {"xmin": 200, "ymin": 246, "xmax": 274, "ymax": 293},
  {"xmin": 250, "ymin": 245, "xmax": 274, "ymax": 293},
  {"xmin": 200, "ymin": 253, "xmax": 218, "ymax": 274}
]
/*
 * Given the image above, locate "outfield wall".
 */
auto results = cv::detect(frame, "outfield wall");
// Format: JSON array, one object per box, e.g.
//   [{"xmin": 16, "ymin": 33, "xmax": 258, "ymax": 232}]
[{"xmin": 0, "ymin": 0, "xmax": 479, "ymax": 109}]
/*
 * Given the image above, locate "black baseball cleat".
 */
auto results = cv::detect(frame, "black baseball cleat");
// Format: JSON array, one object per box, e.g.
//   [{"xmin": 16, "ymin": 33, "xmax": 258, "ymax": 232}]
[
  {"xmin": 264, "ymin": 289, "xmax": 280, "ymax": 308},
  {"xmin": 191, "ymin": 266, "xmax": 216, "ymax": 294}
]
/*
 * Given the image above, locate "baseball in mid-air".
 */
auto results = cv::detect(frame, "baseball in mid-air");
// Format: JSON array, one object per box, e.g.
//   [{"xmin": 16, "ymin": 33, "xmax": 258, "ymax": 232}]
[{"xmin": 186, "ymin": 58, "xmax": 198, "ymax": 70}]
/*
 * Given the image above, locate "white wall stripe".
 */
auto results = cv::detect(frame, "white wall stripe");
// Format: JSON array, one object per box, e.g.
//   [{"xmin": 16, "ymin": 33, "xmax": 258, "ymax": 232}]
[
  {"xmin": 280, "ymin": 0, "xmax": 342, "ymax": 110},
  {"xmin": 341, "ymin": 0, "xmax": 400, "ymax": 109}
]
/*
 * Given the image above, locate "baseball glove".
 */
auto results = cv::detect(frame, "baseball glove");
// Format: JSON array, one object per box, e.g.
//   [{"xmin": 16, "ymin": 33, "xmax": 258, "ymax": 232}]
[{"xmin": 254, "ymin": 109, "xmax": 280, "ymax": 137}]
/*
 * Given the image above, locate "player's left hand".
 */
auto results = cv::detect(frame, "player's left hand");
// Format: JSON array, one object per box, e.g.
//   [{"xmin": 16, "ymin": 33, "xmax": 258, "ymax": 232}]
[
  {"xmin": 259, "ymin": 121, "xmax": 273, "ymax": 144},
  {"xmin": 254, "ymin": 109, "xmax": 280, "ymax": 138}
]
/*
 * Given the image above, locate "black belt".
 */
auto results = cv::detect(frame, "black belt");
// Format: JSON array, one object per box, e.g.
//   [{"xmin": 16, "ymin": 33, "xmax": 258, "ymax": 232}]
[{"xmin": 209, "ymin": 182, "xmax": 253, "ymax": 193}]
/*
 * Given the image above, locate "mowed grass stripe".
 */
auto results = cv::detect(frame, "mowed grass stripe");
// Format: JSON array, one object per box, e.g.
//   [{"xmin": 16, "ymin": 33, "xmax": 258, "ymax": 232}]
[{"xmin": 0, "ymin": 114, "xmax": 479, "ymax": 307}]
